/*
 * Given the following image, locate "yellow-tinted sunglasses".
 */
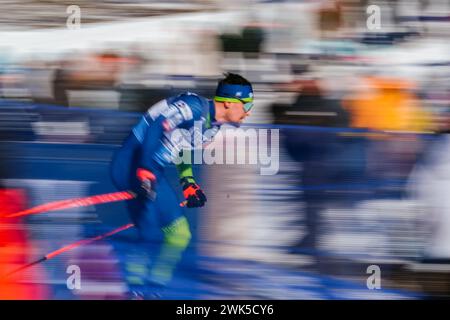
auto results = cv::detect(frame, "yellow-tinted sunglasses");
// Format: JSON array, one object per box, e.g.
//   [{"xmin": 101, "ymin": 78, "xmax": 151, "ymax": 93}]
[{"xmin": 214, "ymin": 96, "xmax": 254, "ymax": 112}]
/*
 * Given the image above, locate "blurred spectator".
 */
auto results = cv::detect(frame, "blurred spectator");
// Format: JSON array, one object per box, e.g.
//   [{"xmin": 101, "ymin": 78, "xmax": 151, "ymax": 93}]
[
  {"xmin": 52, "ymin": 52, "xmax": 127, "ymax": 107},
  {"xmin": 219, "ymin": 22, "xmax": 266, "ymax": 59},
  {"xmin": 343, "ymin": 76, "xmax": 434, "ymax": 196},
  {"xmin": 53, "ymin": 59, "xmax": 72, "ymax": 106},
  {"xmin": 272, "ymin": 78, "xmax": 350, "ymax": 127},
  {"xmin": 342, "ymin": 76, "xmax": 433, "ymax": 132},
  {"xmin": 409, "ymin": 118, "xmax": 450, "ymax": 263},
  {"xmin": 0, "ymin": 131, "xmax": 49, "ymax": 299},
  {"xmin": 219, "ymin": 21, "xmax": 271, "ymax": 81},
  {"xmin": 318, "ymin": 0, "xmax": 343, "ymax": 37},
  {"xmin": 241, "ymin": 23, "xmax": 266, "ymax": 59},
  {"xmin": 273, "ymin": 77, "xmax": 367, "ymax": 255}
]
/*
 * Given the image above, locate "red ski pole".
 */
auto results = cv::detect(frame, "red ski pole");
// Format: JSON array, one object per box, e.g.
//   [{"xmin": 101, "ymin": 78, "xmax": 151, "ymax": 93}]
[{"xmin": 4, "ymin": 223, "xmax": 135, "ymax": 278}]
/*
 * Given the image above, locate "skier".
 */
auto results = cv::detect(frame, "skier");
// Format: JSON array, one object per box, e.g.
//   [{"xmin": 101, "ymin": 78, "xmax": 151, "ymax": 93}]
[{"xmin": 110, "ymin": 73, "xmax": 254, "ymax": 298}]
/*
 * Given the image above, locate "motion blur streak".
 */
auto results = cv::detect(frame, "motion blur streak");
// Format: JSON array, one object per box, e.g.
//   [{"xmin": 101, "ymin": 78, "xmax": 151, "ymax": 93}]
[
  {"xmin": 0, "ymin": 189, "xmax": 49, "ymax": 299},
  {"xmin": 0, "ymin": 0, "xmax": 449, "ymax": 300}
]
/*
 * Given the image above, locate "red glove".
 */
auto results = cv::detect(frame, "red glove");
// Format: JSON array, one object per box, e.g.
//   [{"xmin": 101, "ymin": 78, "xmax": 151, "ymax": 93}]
[
  {"xmin": 136, "ymin": 168, "xmax": 157, "ymax": 200},
  {"xmin": 181, "ymin": 177, "xmax": 207, "ymax": 208}
]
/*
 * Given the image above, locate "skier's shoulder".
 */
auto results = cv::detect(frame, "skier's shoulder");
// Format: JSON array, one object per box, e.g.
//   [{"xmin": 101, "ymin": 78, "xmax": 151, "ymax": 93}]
[
  {"xmin": 169, "ymin": 91, "xmax": 207, "ymax": 107},
  {"xmin": 167, "ymin": 91, "xmax": 208, "ymax": 118}
]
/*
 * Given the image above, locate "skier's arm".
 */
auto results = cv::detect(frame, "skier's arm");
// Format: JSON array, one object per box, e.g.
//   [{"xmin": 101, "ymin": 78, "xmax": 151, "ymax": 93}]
[
  {"xmin": 176, "ymin": 150, "xmax": 206, "ymax": 208},
  {"xmin": 176, "ymin": 152, "xmax": 195, "ymax": 184},
  {"xmin": 139, "ymin": 114, "xmax": 167, "ymax": 171},
  {"xmin": 138, "ymin": 94, "xmax": 202, "ymax": 173}
]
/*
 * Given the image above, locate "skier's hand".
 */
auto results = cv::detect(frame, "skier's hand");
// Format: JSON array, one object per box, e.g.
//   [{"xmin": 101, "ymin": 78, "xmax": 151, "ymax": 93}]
[
  {"xmin": 181, "ymin": 177, "xmax": 207, "ymax": 208},
  {"xmin": 136, "ymin": 168, "xmax": 157, "ymax": 200}
]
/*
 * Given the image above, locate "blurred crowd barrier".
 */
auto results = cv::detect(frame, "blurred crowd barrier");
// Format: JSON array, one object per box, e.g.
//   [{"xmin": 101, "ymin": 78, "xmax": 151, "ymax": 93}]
[
  {"xmin": 0, "ymin": 0, "xmax": 449, "ymax": 299},
  {"xmin": 0, "ymin": 100, "xmax": 450, "ymax": 297},
  {"xmin": 200, "ymin": 125, "xmax": 450, "ymax": 298},
  {"xmin": 0, "ymin": 1, "xmax": 448, "ymax": 115}
]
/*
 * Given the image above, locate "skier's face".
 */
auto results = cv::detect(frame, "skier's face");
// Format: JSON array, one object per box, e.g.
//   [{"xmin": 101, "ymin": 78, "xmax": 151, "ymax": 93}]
[{"xmin": 224, "ymin": 101, "xmax": 251, "ymax": 124}]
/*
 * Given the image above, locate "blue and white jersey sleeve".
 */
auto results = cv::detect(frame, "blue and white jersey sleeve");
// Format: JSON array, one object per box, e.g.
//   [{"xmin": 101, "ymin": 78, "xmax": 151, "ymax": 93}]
[
  {"xmin": 132, "ymin": 93, "xmax": 204, "ymax": 143},
  {"xmin": 131, "ymin": 92, "xmax": 207, "ymax": 168}
]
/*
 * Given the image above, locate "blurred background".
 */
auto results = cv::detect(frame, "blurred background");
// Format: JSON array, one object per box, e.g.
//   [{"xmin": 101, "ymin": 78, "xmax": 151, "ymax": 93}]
[{"xmin": 0, "ymin": 0, "xmax": 449, "ymax": 299}]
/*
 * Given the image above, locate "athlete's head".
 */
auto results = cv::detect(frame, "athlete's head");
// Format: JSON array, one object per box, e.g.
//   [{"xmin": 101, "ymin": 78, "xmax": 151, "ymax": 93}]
[{"xmin": 214, "ymin": 73, "xmax": 253, "ymax": 124}]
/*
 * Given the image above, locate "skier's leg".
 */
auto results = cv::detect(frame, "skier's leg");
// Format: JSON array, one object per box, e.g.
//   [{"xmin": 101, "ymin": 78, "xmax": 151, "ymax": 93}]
[{"xmin": 147, "ymin": 174, "xmax": 191, "ymax": 286}]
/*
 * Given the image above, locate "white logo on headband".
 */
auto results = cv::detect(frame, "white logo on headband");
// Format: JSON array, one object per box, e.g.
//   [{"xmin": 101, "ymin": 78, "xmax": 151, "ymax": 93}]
[{"xmin": 236, "ymin": 91, "xmax": 242, "ymax": 97}]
